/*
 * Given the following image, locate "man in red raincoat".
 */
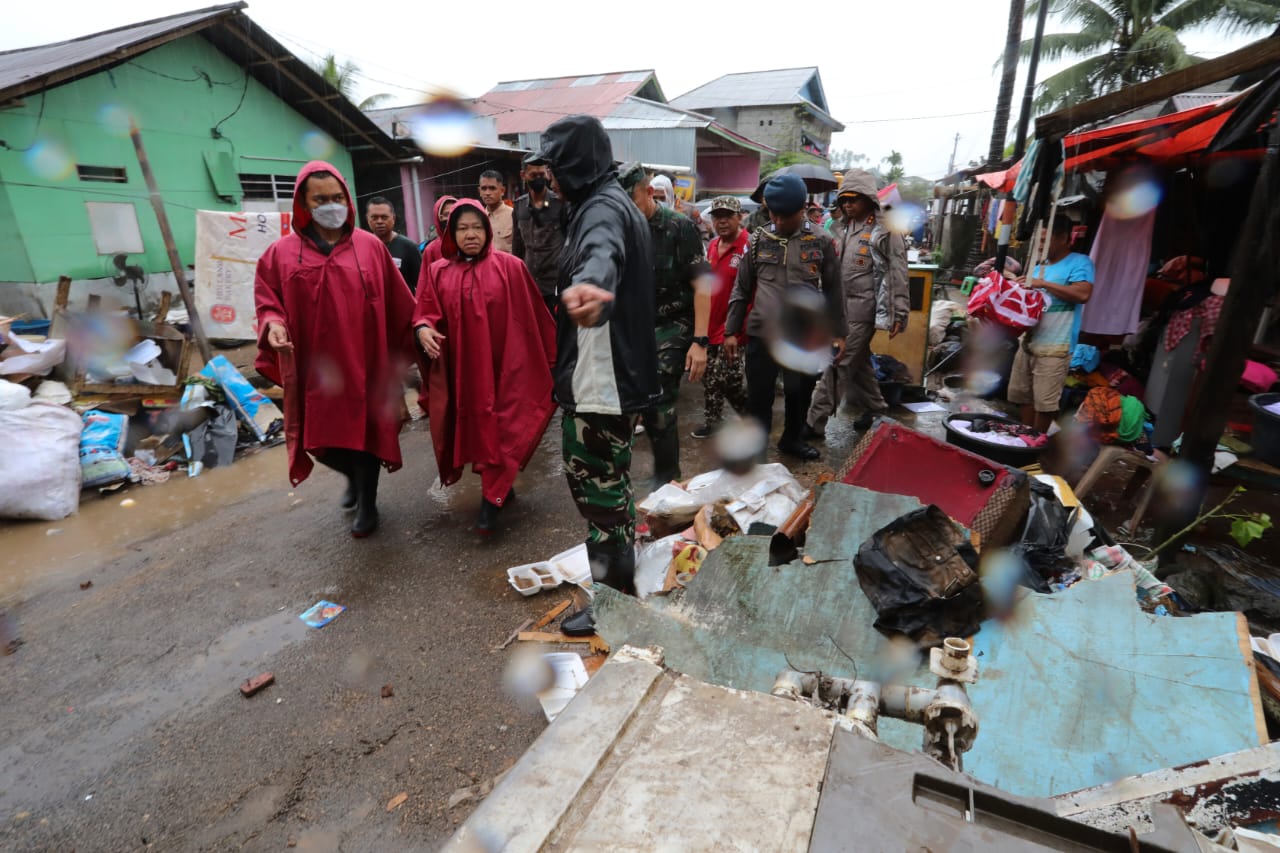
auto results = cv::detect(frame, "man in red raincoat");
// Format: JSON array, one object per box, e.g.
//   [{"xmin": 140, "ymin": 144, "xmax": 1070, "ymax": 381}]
[
  {"xmin": 413, "ymin": 199, "xmax": 556, "ymax": 534},
  {"xmin": 254, "ymin": 160, "xmax": 420, "ymax": 538}
]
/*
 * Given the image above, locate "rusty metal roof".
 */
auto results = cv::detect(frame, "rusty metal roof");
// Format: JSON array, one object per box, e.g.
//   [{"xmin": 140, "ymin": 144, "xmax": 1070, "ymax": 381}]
[
  {"xmin": 0, "ymin": 3, "xmax": 400, "ymax": 159},
  {"xmin": 472, "ymin": 71, "xmax": 665, "ymax": 135},
  {"xmin": 0, "ymin": 3, "xmax": 246, "ymax": 100}
]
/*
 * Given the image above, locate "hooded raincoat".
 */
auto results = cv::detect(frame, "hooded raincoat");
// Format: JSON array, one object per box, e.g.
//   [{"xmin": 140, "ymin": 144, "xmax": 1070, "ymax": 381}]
[
  {"xmin": 254, "ymin": 160, "xmax": 420, "ymax": 486},
  {"xmin": 412, "ymin": 200, "xmax": 556, "ymax": 506},
  {"xmin": 835, "ymin": 170, "xmax": 909, "ymax": 330},
  {"xmin": 538, "ymin": 115, "xmax": 658, "ymax": 415},
  {"xmin": 419, "ymin": 195, "xmax": 458, "ymax": 275}
]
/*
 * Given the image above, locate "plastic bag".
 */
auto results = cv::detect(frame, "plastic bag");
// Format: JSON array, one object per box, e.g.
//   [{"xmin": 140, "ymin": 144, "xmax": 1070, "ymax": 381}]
[
  {"xmin": 80, "ymin": 410, "xmax": 131, "ymax": 488},
  {"xmin": 966, "ymin": 270, "xmax": 1045, "ymax": 334},
  {"xmin": 854, "ymin": 505, "xmax": 984, "ymax": 647},
  {"xmin": 0, "ymin": 378, "xmax": 31, "ymax": 411},
  {"xmin": 1009, "ymin": 478, "xmax": 1076, "ymax": 592},
  {"xmin": 0, "ymin": 401, "xmax": 82, "ymax": 520}
]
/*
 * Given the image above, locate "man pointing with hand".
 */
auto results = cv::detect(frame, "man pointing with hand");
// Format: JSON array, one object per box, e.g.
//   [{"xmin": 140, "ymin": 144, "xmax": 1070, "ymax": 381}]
[{"xmin": 538, "ymin": 115, "xmax": 659, "ymax": 636}]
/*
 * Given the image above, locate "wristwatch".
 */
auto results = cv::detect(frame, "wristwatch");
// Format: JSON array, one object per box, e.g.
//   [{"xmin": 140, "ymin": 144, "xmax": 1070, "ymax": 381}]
[{"xmin": 692, "ymin": 336, "xmax": 709, "ymax": 347}]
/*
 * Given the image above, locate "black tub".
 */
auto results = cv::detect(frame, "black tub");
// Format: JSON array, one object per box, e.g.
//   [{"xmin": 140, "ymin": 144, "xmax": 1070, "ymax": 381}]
[{"xmin": 943, "ymin": 413, "xmax": 1043, "ymax": 467}]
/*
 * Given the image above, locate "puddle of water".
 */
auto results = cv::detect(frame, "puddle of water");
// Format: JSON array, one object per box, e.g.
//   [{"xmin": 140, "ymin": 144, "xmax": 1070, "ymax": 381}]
[
  {"xmin": 0, "ymin": 607, "xmax": 310, "ymax": 814},
  {"xmin": 0, "ymin": 446, "xmax": 288, "ymax": 601}
]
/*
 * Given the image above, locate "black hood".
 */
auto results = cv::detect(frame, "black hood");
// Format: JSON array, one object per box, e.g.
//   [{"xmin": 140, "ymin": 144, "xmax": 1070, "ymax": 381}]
[{"xmin": 539, "ymin": 115, "xmax": 616, "ymax": 206}]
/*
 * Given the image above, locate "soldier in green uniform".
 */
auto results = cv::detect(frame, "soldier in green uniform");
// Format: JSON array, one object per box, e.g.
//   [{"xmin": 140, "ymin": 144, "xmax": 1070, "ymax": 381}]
[{"xmin": 619, "ymin": 164, "xmax": 710, "ymax": 487}]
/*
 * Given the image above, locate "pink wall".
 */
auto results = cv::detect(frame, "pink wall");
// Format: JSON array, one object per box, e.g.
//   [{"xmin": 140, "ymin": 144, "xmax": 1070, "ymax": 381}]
[{"xmin": 697, "ymin": 151, "xmax": 762, "ymax": 195}]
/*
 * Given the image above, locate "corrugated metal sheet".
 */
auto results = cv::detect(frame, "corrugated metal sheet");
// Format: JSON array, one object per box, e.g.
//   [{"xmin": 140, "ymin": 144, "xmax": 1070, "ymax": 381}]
[
  {"xmin": 473, "ymin": 71, "xmax": 661, "ymax": 135},
  {"xmin": 603, "ymin": 97, "xmax": 707, "ymax": 130},
  {"xmin": 672, "ymin": 67, "xmax": 820, "ymax": 110},
  {"xmin": 604, "ymin": 127, "xmax": 697, "ymax": 169},
  {"xmin": 0, "ymin": 3, "xmax": 244, "ymax": 99}
]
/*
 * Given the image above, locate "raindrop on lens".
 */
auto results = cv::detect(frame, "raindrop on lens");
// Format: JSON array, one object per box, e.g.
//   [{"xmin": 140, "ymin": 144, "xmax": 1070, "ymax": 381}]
[
  {"xmin": 980, "ymin": 548, "xmax": 1025, "ymax": 620},
  {"xmin": 1108, "ymin": 181, "xmax": 1162, "ymax": 219},
  {"xmin": 97, "ymin": 104, "xmax": 133, "ymax": 137},
  {"xmin": 886, "ymin": 202, "xmax": 923, "ymax": 235},
  {"xmin": 301, "ymin": 130, "xmax": 335, "ymax": 160},
  {"xmin": 26, "ymin": 140, "xmax": 74, "ymax": 180},
  {"xmin": 410, "ymin": 95, "xmax": 477, "ymax": 157},
  {"xmin": 714, "ymin": 418, "xmax": 767, "ymax": 474},
  {"xmin": 770, "ymin": 288, "xmax": 834, "ymax": 374}
]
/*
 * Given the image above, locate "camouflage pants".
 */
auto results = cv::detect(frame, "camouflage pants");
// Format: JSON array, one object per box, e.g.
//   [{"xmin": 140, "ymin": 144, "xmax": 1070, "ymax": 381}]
[
  {"xmin": 640, "ymin": 321, "xmax": 691, "ymax": 483},
  {"xmin": 562, "ymin": 411, "xmax": 638, "ymax": 548},
  {"xmin": 701, "ymin": 344, "xmax": 748, "ymax": 426}
]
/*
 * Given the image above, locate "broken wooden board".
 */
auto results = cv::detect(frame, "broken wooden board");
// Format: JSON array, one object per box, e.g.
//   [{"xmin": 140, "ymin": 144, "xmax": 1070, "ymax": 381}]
[
  {"xmin": 595, "ymin": 484, "xmax": 930, "ymax": 753},
  {"xmin": 966, "ymin": 571, "xmax": 1267, "ymax": 799}
]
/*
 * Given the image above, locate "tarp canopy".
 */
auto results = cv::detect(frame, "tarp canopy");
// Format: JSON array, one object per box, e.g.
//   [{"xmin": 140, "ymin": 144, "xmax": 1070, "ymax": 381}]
[{"xmin": 976, "ymin": 92, "xmax": 1249, "ymax": 192}]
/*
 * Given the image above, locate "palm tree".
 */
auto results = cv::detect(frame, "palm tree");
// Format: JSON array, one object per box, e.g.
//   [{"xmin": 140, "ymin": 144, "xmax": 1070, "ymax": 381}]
[
  {"xmin": 312, "ymin": 53, "xmax": 392, "ymax": 110},
  {"xmin": 882, "ymin": 150, "xmax": 906, "ymax": 183},
  {"xmin": 990, "ymin": 0, "xmax": 1027, "ymax": 165},
  {"xmin": 1022, "ymin": 0, "xmax": 1280, "ymax": 113}
]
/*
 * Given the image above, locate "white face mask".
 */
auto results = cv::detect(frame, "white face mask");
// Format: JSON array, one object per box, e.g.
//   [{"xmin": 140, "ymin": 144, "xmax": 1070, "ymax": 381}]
[{"xmin": 311, "ymin": 202, "xmax": 348, "ymax": 230}]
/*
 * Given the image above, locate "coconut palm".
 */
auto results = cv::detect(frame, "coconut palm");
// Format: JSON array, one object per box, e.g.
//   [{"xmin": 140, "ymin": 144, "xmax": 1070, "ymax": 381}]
[
  {"xmin": 1020, "ymin": 0, "xmax": 1280, "ymax": 112},
  {"xmin": 312, "ymin": 53, "xmax": 392, "ymax": 111}
]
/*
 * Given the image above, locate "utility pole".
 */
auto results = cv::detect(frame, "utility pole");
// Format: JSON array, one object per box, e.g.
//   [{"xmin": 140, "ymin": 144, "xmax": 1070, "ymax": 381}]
[
  {"xmin": 129, "ymin": 120, "xmax": 213, "ymax": 363},
  {"xmin": 947, "ymin": 133, "xmax": 961, "ymax": 177}
]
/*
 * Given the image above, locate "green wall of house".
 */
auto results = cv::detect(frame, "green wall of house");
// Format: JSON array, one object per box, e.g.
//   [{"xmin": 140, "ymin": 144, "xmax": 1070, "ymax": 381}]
[{"xmin": 0, "ymin": 33, "xmax": 355, "ymax": 283}]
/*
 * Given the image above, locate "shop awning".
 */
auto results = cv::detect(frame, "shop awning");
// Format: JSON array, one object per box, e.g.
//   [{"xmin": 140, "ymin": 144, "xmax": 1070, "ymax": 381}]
[{"xmin": 976, "ymin": 92, "xmax": 1247, "ymax": 193}]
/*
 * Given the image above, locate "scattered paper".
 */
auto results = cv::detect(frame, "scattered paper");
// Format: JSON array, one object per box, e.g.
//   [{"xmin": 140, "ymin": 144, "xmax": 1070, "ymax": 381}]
[
  {"xmin": 299, "ymin": 600, "xmax": 345, "ymax": 628},
  {"xmin": 902, "ymin": 401, "xmax": 947, "ymax": 414}
]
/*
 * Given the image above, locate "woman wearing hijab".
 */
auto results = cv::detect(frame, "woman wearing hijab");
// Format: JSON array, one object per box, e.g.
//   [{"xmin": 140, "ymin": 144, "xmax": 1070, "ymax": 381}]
[{"xmin": 413, "ymin": 200, "xmax": 557, "ymax": 534}]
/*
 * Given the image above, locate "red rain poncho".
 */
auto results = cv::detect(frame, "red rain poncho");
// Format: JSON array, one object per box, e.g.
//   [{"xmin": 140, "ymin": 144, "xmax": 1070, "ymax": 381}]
[
  {"xmin": 413, "ymin": 199, "xmax": 556, "ymax": 506},
  {"xmin": 254, "ymin": 160, "xmax": 420, "ymax": 486},
  {"xmin": 418, "ymin": 195, "xmax": 458, "ymax": 276}
]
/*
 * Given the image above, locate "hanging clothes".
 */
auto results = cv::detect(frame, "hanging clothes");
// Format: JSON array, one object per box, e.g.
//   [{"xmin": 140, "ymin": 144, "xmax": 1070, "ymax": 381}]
[{"xmin": 1080, "ymin": 205, "xmax": 1157, "ymax": 336}]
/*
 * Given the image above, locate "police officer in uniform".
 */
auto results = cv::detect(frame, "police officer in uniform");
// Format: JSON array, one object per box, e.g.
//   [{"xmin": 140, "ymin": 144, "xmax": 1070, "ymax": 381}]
[{"xmin": 725, "ymin": 173, "xmax": 844, "ymax": 460}]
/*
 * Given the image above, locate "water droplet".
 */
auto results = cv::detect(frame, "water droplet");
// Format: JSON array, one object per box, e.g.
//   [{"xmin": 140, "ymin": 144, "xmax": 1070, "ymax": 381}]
[
  {"xmin": 26, "ymin": 140, "xmax": 74, "ymax": 181},
  {"xmin": 409, "ymin": 95, "xmax": 478, "ymax": 157},
  {"xmin": 301, "ymin": 130, "xmax": 335, "ymax": 160}
]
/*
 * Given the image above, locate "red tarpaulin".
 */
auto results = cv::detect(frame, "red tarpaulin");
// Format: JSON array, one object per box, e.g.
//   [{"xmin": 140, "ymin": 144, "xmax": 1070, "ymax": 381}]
[{"xmin": 976, "ymin": 93, "xmax": 1246, "ymax": 192}]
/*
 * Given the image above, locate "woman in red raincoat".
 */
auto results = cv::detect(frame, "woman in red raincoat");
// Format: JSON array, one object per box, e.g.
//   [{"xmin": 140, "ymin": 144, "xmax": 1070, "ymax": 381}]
[
  {"xmin": 413, "ymin": 199, "xmax": 556, "ymax": 534},
  {"xmin": 254, "ymin": 160, "xmax": 421, "ymax": 538}
]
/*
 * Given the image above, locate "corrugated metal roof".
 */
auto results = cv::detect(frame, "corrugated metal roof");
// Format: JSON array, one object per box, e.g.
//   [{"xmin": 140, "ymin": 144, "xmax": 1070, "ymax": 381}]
[
  {"xmin": 600, "ymin": 97, "xmax": 777, "ymax": 155},
  {"xmin": 0, "ymin": 3, "xmax": 400, "ymax": 159},
  {"xmin": 0, "ymin": 3, "xmax": 245, "ymax": 99},
  {"xmin": 473, "ymin": 71, "xmax": 663, "ymax": 135},
  {"xmin": 671, "ymin": 67, "xmax": 844, "ymax": 132},
  {"xmin": 672, "ymin": 67, "xmax": 820, "ymax": 110}
]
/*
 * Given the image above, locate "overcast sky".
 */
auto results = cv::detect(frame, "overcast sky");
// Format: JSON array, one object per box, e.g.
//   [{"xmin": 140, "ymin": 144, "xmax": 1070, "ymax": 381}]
[{"xmin": 4, "ymin": 0, "xmax": 1264, "ymax": 179}]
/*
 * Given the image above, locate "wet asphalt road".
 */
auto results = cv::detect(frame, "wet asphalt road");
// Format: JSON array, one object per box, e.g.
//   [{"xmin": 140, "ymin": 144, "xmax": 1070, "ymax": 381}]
[{"xmin": 0, "ymin": 388, "xmax": 877, "ymax": 851}]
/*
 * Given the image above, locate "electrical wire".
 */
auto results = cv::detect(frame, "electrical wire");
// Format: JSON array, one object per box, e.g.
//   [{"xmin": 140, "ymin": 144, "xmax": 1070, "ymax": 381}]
[
  {"xmin": 212, "ymin": 72, "xmax": 250, "ymax": 135},
  {"xmin": 125, "ymin": 61, "xmax": 239, "ymax": 87},
  {"xmin": 0, "ymin": 90, "xmax": 47, "ymax": 153}
]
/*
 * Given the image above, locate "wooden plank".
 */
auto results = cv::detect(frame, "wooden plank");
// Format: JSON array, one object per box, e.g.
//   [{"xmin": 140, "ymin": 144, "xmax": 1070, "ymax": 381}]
[
  {"xmin": 1238, "ymin": 611, "xmax": 1270, "ymax": 746},
  {"xmin": 869, "ymin": 267, "xmax": 934, "ymax": 383},
  {"xmin": 1035, "ymin": 36, "xmax": 1280, "ymax": 137},
  {"xmin": 517, "ymin": 631, "xmax": 595, "ymax": 645},
  {"xmin": 966, "ymin": 572, "xmax": 1265, "ymax": 799}
]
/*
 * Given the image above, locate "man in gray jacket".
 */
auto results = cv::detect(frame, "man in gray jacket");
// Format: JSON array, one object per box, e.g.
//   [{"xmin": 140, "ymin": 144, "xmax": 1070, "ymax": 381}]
[{"xmin": 806, "ymin": 169, "xmax": 908, "ymax": 436}]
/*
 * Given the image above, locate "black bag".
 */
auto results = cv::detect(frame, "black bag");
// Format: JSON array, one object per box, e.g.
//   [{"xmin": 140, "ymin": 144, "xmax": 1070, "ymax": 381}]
[
  {"xmin": 1009, "ymin": 478, "xmax": 1075, "ymax": 592},
  {"xmin": 855, "ymin": 505, "xmax": 984, "ymax": 647}
]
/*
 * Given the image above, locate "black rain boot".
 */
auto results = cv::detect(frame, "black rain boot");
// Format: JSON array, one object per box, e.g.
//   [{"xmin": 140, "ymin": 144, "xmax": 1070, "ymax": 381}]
[
  {"xmin": 351, "ymin": 455, "xmax": 380, "ymax": 539},
  {"xmin": 561, "ymin": 541, "xmax": 636, "ymax": 636},
  {"xmin": 318, "ymin": 449, "xmax": 358, "ymax": 510},
  {"xmin": 650, "ymin": 426, "xmax": 681, "ymax": 488},
  {"xmin": 475, "ymin": 498, "xmax": 500, "ymax": 536}
]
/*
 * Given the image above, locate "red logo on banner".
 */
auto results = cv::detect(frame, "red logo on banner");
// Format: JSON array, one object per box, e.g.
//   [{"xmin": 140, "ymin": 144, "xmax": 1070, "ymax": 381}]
[{"xmin": 211, "ymin": 305, "xmax": 236, "ymax": 323}]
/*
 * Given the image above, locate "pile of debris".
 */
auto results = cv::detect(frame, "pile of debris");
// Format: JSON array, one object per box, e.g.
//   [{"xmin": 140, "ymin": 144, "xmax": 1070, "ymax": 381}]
[{"xmin": 479, "ymin": 420, "xmax": 1280, "ymax": 850}]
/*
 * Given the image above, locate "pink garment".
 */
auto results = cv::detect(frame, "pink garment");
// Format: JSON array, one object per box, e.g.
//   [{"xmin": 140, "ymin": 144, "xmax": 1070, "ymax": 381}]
[{"xmin": 1080, "ymin": 206, "xmax": 1156, "ymax": 336}]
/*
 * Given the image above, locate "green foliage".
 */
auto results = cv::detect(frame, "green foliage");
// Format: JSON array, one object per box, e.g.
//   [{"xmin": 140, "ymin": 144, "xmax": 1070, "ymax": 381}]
[
  {"xmin": 1014, "ymin": 0, "xmax": 1280, "ymax": 112},
  {"xmin": 1231, "ymin": 512, "xmax": 1272, "ymax": 548},
  {"xmin": 311, "ymin": 52, "xmax": 392, "ymax": 111},
  {"xmin": 762, "ymin": 151, "xmax": 823, "ymax": 175},
  {"xmin": 882, "ymin": 150, "xmax": 905, "ymax": 184}
]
